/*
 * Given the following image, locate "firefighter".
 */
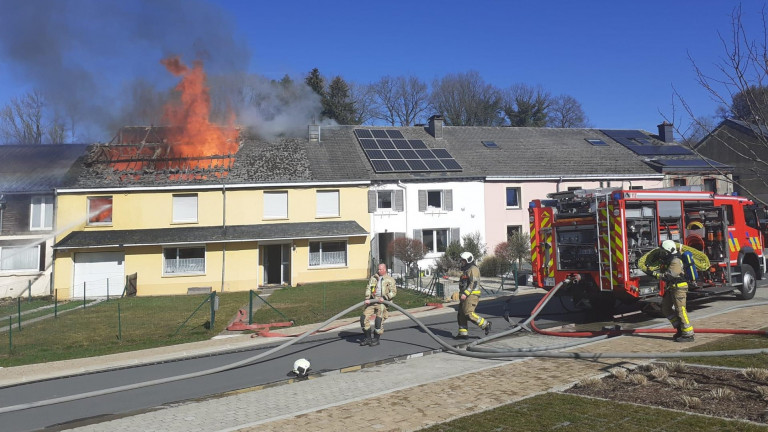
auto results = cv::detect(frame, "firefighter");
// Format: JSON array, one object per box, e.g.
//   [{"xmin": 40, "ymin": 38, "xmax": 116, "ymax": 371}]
[
  {"xmin": 455, "ymin": 252, "xmax": 492, "ymax": 339},
  {"xmin": 643, "ymin": 240, "xmax": 695, "ymax": 342},
  {"xmin": 359, "ymin": 263, "xmax": 397, "ymax": 346}
]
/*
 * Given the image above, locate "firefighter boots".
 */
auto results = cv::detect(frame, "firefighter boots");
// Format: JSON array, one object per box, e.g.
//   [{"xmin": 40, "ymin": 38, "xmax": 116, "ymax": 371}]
[
  {"xmin": 370, "ymin": 332, "xmax": 380, "ymax": 346},
  {"xmin": 675, "ymin": 334, "xmax": 695, "ymax": 343},
  {"xmin": 359, "ymin": 329, "xmax": 372, "ymax": 346},
  {"xmin": 484, "ymin": 320, "xmax": 492, "ymax": 336}
]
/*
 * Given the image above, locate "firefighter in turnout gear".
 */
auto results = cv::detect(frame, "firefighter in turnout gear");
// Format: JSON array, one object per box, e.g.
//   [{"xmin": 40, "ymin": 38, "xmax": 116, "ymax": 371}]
[
  {"xmin": 360, "ymin": 263, "xmax": 397, "ymax": 346},
  {"xmin": 455, "ymin": 252, "xmax": 492, "ymax": 339},
  {"xmin": 642, "ymin": 240, "xmax": 695, "ymax": 342}
]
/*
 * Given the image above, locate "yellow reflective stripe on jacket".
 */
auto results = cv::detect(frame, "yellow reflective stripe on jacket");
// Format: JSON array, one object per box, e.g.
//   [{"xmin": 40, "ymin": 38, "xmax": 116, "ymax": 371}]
[{"xmin": 463, "ymin": 290, "xmax": 481, "ymax": 296}]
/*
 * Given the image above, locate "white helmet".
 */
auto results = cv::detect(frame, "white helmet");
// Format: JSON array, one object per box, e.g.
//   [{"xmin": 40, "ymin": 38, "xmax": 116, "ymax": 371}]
[
  {"xmin": 661, "ymin": 240, "xmax": 677, "ymax": 254},
  {"xmin": 292, "ymin": 358, "xmax": 311, "ymax": 376},
  {"xmin": 460, "ymin": 251, "xmax": 474, "ymax": 264}
]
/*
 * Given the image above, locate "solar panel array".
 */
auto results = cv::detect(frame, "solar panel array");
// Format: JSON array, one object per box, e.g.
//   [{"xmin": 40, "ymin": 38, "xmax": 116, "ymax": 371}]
[
  {"xmin": 654, "ymin": 159, "xmax": 729, "ymax": 168},
  {"xmin": 601, "ymin": 130, "xmax": 694, "ymax": 156},
  {"xmin": 354, "ymin": 129, "xmax": 462, "ymax": 173}
]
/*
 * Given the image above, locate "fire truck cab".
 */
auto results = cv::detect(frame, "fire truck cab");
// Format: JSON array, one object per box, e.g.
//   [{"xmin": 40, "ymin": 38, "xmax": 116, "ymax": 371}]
[{"xmin": 529, "ymin": 187, "xmax": 765, "ymax": 313}]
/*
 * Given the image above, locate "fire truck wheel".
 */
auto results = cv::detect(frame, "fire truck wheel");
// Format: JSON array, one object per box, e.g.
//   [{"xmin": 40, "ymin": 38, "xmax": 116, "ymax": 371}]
[{"xmin": 735, "ymin": 263, "xmax": 756, "ymax": 300}]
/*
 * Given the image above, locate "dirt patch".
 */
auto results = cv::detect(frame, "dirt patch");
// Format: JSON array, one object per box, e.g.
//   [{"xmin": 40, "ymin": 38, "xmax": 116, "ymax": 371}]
[{"xmin": 564, "ymin": 363, "xmax": 768, "ymax": 424}]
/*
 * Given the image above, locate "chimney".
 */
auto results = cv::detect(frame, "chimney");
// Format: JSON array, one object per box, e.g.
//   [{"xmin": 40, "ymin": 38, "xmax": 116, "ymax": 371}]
[
  {"xmin": 657, "ymin": 121, "xmax": 674, "ymax": 143},
  {"xmin": 308, "ymin": 124, "xmax": 321, "ymax": 142},
  {"xmin": 428, "ymin": 115, "xmax": 444, "ymax": 139}
]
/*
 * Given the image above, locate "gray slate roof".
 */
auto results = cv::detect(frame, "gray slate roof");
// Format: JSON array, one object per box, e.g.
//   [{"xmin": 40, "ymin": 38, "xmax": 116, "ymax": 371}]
[
  {"xmin": 0, "ymin": 144, "xmax": 90, "ymax": 193},
  {"xmin": 312, "ymin": 125, "xmax": 663, "ymax": 181},
  {"xmin": 54, "ymin": 220, "xmax": 368, "ymax": 249}
]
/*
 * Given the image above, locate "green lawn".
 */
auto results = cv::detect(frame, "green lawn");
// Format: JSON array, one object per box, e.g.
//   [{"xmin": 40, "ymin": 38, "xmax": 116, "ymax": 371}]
[{"xmin": 250, "ymin": 279, "xmax": 442, "ymax": 326}]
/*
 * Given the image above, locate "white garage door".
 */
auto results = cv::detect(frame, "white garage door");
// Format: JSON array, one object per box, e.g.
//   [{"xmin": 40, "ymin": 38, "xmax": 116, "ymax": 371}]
[{"xmin": 73, "ymin": 252, "xmax": 125, "ymax": 298}]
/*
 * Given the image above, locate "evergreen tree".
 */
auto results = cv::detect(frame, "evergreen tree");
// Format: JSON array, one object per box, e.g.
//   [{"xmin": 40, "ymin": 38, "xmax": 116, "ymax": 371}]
[{"xmin": 322, "ymin": 76, "xmax": 356, "ymax": 124}]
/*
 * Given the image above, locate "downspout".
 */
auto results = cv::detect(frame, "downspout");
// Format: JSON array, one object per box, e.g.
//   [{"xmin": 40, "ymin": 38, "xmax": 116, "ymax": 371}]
[
  {"xmin": 221, "ymin": 184, "xmax": 226, "ymax": 292},
  {"xmin": 556, "ymin": 177, "xmax": 563, "ymax": 192},
  {"xmin": 397, "ymin": 181, "xmax": 408, "ymax": 274}
]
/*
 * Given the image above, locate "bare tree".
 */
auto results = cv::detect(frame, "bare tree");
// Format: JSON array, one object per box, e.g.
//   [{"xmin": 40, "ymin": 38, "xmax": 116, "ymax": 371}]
[
  {"xmin": 503, "ymin": 83, "xmax": 551, "ymax": 127},
  {"xmin": 547, "ymin": 94, "xmax": 589, "ymax": 128},
  {"xmin": 493, "ymin": 231, "xmax": 530, "ymax": 271},
  {"xmin": 0, "ymin": 90, "xmax": 67, "ymax": 144},
  {"xmin": 348, "ymin": 81, "xmax": 377, "ymax": 125},
  {"xmin": 430, "ymin": 71, "xmax": 503, "ymax": 126},
  {"xmin": 371, "ymin": 75, "xmax": 430, "ymax": 126},
  {"xmin": 673, "ymin": 4, "xmax": 768, "ymax": 204}
]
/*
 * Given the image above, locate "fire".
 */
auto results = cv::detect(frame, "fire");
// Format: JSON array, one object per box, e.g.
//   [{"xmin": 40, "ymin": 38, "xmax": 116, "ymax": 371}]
[{"xmin": 160, "ymin": 56, "xmax": 239, "ymax": 160}]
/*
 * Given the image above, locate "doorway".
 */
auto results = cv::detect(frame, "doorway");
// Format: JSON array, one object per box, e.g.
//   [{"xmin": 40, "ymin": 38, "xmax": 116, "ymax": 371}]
[{"xmin": 263, "ymin": 244, "xmax": 291, "ymax": 285}]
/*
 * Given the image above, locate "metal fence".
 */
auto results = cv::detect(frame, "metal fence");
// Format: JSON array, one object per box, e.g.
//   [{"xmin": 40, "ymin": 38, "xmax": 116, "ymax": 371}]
[{"xmin": 0, "ymin": 290, "xmax": 241, "ymax": 364}]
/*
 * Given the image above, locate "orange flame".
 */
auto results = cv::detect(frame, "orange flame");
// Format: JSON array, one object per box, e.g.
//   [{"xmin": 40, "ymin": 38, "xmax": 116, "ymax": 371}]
[{"xmin": 160, "ymin": 56, "xmax": 239, "ymax": 160}]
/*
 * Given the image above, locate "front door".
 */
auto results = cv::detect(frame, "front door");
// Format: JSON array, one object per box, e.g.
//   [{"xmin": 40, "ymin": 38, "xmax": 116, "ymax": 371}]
[{"xmin": 263, "ymin": 244, "xmax": 291, "ymax": 285}]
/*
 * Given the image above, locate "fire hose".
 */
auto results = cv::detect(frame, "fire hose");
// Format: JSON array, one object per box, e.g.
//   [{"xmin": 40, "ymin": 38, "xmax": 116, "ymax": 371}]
[{"xmin": 2, "ymin": 290, "xmax": 767, "ymax": 414}]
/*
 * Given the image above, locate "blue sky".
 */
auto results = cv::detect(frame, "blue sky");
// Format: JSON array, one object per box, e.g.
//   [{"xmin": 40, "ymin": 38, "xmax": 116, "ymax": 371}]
[{"xmin": 0, "ymin": 0, "xmax": 762, "ymax": 140}]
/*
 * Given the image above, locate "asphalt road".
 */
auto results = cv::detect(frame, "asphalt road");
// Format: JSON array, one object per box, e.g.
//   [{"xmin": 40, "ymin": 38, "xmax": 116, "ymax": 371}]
[{"xmin": 0, "ymin": 286, "xmax": 764, "ymax": 432}]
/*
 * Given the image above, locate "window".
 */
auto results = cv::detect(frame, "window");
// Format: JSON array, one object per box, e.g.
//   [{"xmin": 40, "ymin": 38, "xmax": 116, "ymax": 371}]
[
  {"xmin": 30, "ymin": 195, "xmax": 54, "ymax": 230},
  {"xmin": 263, "ymin": 191, "xmax": 288, "ymax": 219},
  {"xmin": 172, "ymin": 194, "xmax": 198, "ymax": 223},
  {"xmin": 423, "ymin": 229, "xmax": 448, "ymax": 253},
  {"xmin": 673, "ymin": 178, "xmax": 687, "ymax": 186},
  {"xmin": 87, "ymin": 196, "xmax": 112, "ymax": 225},
  {"xmin": 630, "ymin": 185, "xmax": 644, "ymax": 190},
  {"xmin": 309, "ymin": 241, "xmax": 347, "ymax": 267},
  {"xmin": 0, "ymin": 245, "xmax": 40, "ymax": 271},
  {"xmin": 703, "ymin": 178, "xmax": 717, "ymax": 193},
  {"xmin": 316, "ymin": 190, "xmax": 339, "ymax": 217},
  {"xmin": 418, "ymin": 189, "xmax": 452, "ymax": 212},
  {"xmin": 507, "ymin": 225, "xmax": 522, "ymax": 239},
  {"xmin": 505, "ymin": 187, "xmax": 521, "ymax": 208},
  {"xmin": 377, "ymin": 191, "xmax": 392, "ymax": 209},
  {"xmin": 163, "ymin": 246, "xmax": 205, "ymax": 275}
]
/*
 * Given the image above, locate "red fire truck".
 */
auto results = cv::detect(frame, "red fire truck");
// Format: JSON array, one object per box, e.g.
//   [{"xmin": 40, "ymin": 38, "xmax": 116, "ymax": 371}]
[{"xmin": 529, "ymin": 187, "xmax": 765, "ymax": 313}]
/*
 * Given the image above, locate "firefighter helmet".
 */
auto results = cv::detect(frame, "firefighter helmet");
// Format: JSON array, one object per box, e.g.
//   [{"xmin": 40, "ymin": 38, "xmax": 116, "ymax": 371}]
[
  {"xmin": 460, "ymin": 252, "xmax": 474, "ymax": 264},
  {"xmin": 661, "ymin": 240, "xmax": 677, "ymax": 254},
  {"xmin": 292, "ymin": 358, "xmax": 311, "ymax": 377}
]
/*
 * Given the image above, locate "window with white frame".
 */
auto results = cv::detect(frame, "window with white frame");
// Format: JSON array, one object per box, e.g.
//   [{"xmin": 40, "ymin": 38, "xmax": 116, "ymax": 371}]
[
  {"xmin": 0, "ymin": 245, "xmax": 40, "ymax": 271},
  {"xmin": 308, "ymin": 240, "xmax": 347, "ymax": 267},
  {"xmin": 507, "ymin": 225, "xmax": 522, "ymax": 239},
  {"xmin": 87, "ymin": 196, "xmax": 113, "ymax": 225},
  {"xmin": 163, "ymin": 246, "xmax": 205, "ymax": 275},
  {"xmin": 505, "ymin": 187, "xmax": 521, "ymax": 208},
  {"xmin": 377, "ymin": 191, "xmax": 392, "ymax": 209},
  {"xmin": 418, "ymin": 189, "xmax": 452, "ymax": 212},
  {"xmin": 173, "ymin": 194, "xmax": 198, "ymax": 223},
  {"xmin": 30, "ymin": 195, "xmax": 54, "ymax": 230},
  {"xmin": 423, "ymin": 229, "xmax": 448, "ymax": 253},
  {"xmin": 316, "ymin": 190, "xmax": 339, "ymax": 218},
  {"xmin": 263, "ymin": 191, "xmax": 288, "ymax": 219}
]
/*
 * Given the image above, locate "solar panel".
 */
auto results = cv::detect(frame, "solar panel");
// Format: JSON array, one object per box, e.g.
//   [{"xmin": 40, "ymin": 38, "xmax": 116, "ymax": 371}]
[
  {"xmin": 440, "ymin": 158, "xmax": 462, "ymax": 170},
  {"xmin": 355, "ymin": 129, "xmax": 373, "ymax": 138},
  {"xmin": 355, "ymin": 129, "xmax": 462, "ymax": 173},
  {"xmin": 432, "ymin": 149, "xmax": 451, "ymax": 158},
  {"xmin": 370, "ymin": 159, "xmax": 393, "ymax": 172},
  {"xmin": 655, "ymin": 159, "xmax": 729, "ymax": 168},
  {"xmin": 416, "ymin": 149, "xmax": 436, "ymax": 159},
  {"xmin": 383, "ymin": 149, "xmax": 402, "ymax": 159},
  {"xmin": 482, "ymin": 141, "xmax": 498, "ymax": 148},
  {"xmin": 392, "ymin": 139, "xmax": 411, "ymax": 149},
  {"xmin": 377, "ymin": 139, "xmax": 395, "ymax": 149},
  {"xmin": 628, "ymin": 145, "xmax": 694, "ymax": 156},
  {"xmin": 406, "ymin": 159, "xmax": 428, "ymax": 171},
  {"xmin": 365, "ymin": 149, "xmax": 385, "ymax": 159},
  {"xmin": 424, "ymin": 159, "xmax": 445, "ymax": 170},
  {"xmin": 390, "ymin": 160, "xmax": 410, "ymax": 171}
]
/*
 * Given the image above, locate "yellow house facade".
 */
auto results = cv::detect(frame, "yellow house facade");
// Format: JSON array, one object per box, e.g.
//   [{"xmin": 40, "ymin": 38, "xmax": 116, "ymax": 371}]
[
  {"xmin": 51, "ymin": 131, "xmax": 373, "ymax": 299},
  {"xmin": 53, "ymin": 183, "xmax": 370, "ymax": 298}
]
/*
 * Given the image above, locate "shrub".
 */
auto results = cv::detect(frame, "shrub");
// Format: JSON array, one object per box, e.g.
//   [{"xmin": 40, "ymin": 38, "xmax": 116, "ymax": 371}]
[{"xmin": 479, "ymin": 255, "xmax": 512, "ymax": 277}]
